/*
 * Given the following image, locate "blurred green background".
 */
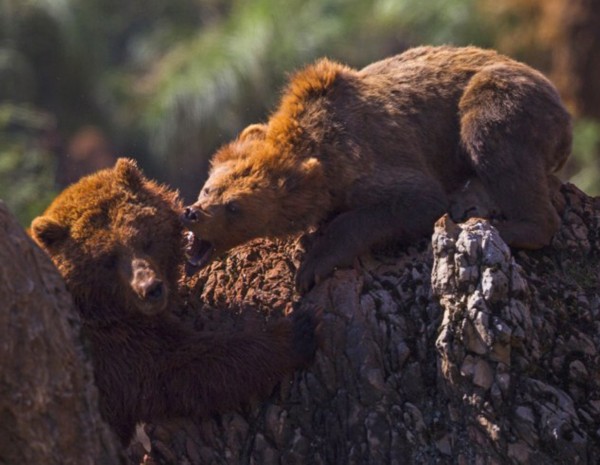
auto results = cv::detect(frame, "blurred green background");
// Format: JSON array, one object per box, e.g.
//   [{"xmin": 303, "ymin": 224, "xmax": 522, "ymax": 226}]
[{"xmin": 1, "ymin": 0, "xmax": 599, "ymax": 226}]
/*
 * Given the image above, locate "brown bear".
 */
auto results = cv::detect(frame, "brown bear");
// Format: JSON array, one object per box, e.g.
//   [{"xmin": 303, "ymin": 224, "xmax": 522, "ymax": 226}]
[
  {"xmin": 30, "ymin": 158, "xmax": 318, "ymax": 445},
  {"xmin": 181, "ymin": 45, "xmax": 572, "ymax": 292}
]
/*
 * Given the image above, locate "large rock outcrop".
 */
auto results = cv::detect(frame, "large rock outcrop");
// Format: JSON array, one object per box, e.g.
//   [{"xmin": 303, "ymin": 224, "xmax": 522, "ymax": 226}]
[{"xmin": 136, "ymin": 183, "xmax": 600, "ymax": 464}]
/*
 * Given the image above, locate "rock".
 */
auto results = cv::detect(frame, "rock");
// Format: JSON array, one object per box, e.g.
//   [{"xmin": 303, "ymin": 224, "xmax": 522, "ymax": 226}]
[{"xmin": 130, "ymin": 183, "xmax": 599, "ymax": 464}]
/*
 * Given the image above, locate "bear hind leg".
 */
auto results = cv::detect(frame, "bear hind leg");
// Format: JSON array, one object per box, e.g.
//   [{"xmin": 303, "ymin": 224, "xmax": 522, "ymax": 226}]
[
  {"xmin": 467, "ymin": 141, "xmax": 560, "ymax": 249},
  {"xmin": 459, "ymin": 69, "xmax": 564, "ymax": 249}
]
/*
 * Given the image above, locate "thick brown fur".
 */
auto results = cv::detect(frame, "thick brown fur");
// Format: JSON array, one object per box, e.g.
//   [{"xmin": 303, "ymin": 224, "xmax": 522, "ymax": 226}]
[
  {"xmin": 182, "ymin": 45, "xmax": 572, "ymax": 292},
  {"xmin": 30, "ymin": 159, "xmax": 318, "ymax": 445}
]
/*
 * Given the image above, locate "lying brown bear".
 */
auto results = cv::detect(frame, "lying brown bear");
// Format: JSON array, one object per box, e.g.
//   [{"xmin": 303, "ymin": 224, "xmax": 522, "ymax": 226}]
[
  {"xmin": 182, "ymin": 45, "xmax": 572, "ymax": 292},
  {"xmin": 30, "ymin": 159, "xmax": 318, "ymax": 445}
]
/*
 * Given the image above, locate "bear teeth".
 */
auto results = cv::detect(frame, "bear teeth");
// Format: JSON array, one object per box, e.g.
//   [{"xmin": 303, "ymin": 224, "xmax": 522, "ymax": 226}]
[{"xmin": 184, "ymin": 233, "xmax": 214, "ymax": 274}]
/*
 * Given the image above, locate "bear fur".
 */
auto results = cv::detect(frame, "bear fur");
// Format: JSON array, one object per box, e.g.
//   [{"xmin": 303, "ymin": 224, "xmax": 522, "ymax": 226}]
[
  {"xmin": 30, "ymin": 158, "xmax": 318, "ymax": 445},
  {"xmin": 182, "ymin": 45, "xmax": 572, "ymax": 292}
]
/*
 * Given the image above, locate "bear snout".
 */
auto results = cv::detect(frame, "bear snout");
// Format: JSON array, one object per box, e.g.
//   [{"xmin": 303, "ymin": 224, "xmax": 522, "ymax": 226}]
[
  {"xmin": 130, "ymin": 258, "xmax": 168, "ymax": 313},
  {"xmin": 181, "ymin": 205, "xmax": 204, "ymax": 224},
  {"xmin": 138, "ymin": 276, "xmax": 164, "ymax": 300}
]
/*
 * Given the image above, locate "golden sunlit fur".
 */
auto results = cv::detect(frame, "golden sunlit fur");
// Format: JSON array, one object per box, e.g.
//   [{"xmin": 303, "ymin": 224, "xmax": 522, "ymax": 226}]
[{"xmin": 183, "ymin": 45, "xmax": 571, "ymax": 292}]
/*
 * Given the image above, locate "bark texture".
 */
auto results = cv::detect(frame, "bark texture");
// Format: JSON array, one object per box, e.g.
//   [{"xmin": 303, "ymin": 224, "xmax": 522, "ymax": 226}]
[
  {"xmin": 0, "ymin": 201, "xmax": 121, "ymax": 465},
  {"xmin": 134, "ymin": 183, "xmax": 600, "ymax": 464}
]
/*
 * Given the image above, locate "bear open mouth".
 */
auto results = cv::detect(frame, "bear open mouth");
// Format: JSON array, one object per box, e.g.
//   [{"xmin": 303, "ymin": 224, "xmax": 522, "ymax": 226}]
[{"xmin": 184, "ymin": 231, "xmax": 215, "ymax": 275}]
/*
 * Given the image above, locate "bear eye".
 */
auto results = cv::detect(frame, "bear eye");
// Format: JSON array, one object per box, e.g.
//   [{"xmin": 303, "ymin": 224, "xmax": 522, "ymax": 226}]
[
  {"xmin": 225, "ymin": 201, "xmax": 241, "ymax": 215},
  {"xmin": 202, "ymin": 187, "xmax": 210, "ymax": 197}
]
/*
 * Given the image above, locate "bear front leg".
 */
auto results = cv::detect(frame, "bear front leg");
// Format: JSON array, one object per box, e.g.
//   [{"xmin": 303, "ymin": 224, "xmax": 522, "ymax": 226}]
[
  {"xmin": 156, "ymin": 306, "xmax": 320, "ymax": 421},
  {"xmin": 296, "ymin": 181, "xmax": 448, "ymax": 293}
]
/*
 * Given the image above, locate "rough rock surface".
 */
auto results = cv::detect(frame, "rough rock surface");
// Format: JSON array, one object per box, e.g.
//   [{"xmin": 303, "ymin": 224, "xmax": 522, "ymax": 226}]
[
  {"xmin": 0, "ymin": 202, "xmax": 121, "ymax": 465},
  {"xmin": 132, "ymin": 183, "xmax": 600, "ymax": 464}
]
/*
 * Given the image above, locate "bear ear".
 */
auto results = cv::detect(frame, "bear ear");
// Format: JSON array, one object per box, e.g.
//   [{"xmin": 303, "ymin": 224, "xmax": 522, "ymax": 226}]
[
  {"xmin": 238, "ymin": 124, "xmax": 267, "ymax": 142},
  {"xmin": 115, "ymin": 158, "xmax": 144, "ymax": 191},
  {"xmin": 279, "ymin": 157, "xmax": 322, "ymax": 192},
  {"xmin": 31, "ymin": 216, "xmax": 68, "ymax": 249}
]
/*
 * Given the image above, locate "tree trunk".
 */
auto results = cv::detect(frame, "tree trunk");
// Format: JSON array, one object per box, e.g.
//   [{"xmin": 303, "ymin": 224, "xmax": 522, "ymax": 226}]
[
  {"xmin": 135, "ymin": 183, "xmax": 600, "ymax": 464},
  {"xmin": 548, "ymin": 0, "xmax": 600, "ymax": 120},
  {"xmin": 0, "ymin": 201, "xmax": 121, "ymax": 465},
  {"xmin": 486, "ymin": 0, "xmax": 600, "ymax": 120}
]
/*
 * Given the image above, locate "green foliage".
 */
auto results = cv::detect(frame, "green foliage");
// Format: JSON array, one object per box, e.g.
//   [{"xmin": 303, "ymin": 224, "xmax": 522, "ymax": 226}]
[
  {"xmin": 0, "ymin": 105, "xmax": 58, "ymax": 226},
  {"xmin": 568, "ymin": 119, "xmax": 600, "ymax": 195},
  {"xmin": 1, "ymin": 0, "xmax": 600, "ymax": 212}
]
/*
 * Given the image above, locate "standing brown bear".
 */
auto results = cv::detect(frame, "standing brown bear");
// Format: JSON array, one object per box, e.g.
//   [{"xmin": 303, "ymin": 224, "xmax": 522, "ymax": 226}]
[
  {"xmin": 181, "ymin": 45, "xmax": 572, "ymax": 292},
  {"xmin": 30, "ymin": 158, "xmax": 318, "ymax": 445}
]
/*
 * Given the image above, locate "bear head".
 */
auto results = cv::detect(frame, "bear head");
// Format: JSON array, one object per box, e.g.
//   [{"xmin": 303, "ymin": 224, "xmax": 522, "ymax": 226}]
[
  {"xmin": 181, "ymin": 125, "xmax": 325, "ymax": 272},
  {"xmin": 31, "ymin": 158, "xmax": 183, "ymax": 321}
]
